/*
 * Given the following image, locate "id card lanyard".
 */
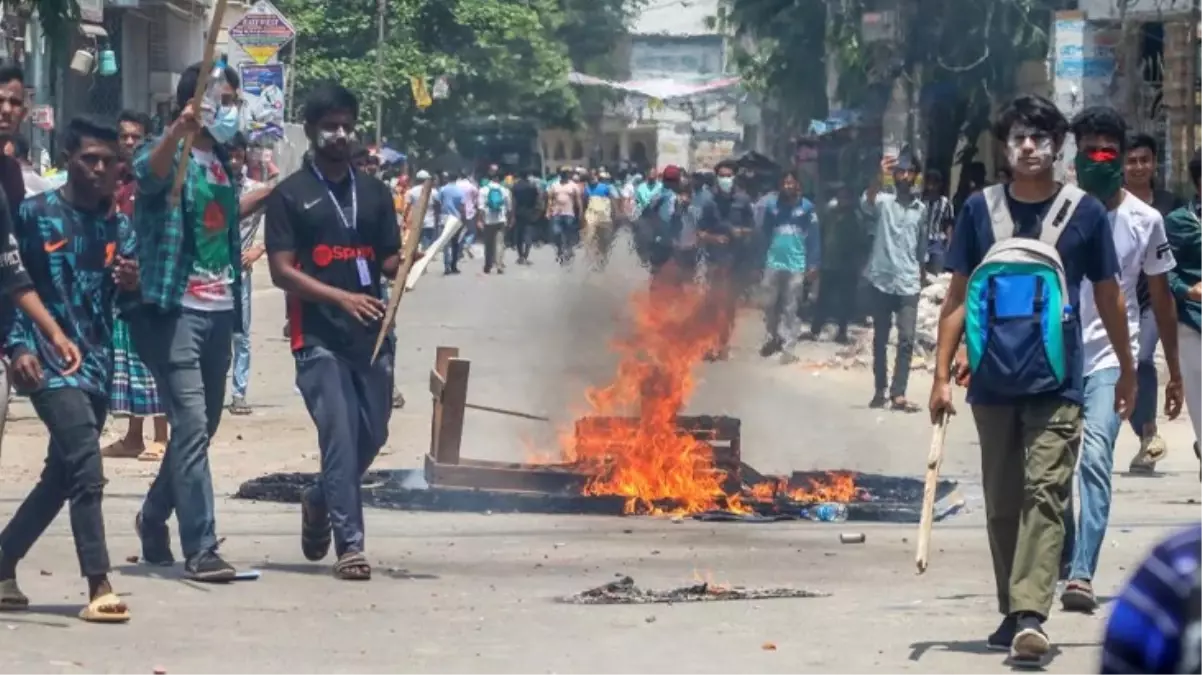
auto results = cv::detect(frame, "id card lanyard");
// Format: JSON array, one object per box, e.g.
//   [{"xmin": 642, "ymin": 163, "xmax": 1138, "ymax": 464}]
[{"xmin": 311, "ymin": 164, "xmax": 372, "ymax": 287}]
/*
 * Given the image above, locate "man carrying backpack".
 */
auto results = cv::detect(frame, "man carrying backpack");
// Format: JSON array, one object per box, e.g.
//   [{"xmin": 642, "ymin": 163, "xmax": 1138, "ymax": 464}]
[
  {"xmin": 1060, "ymin": 107, "xmax": 1183, "ymax": 617},
  {"xmin": 478, "ymin": 164, "xmax": 512, "ymax": 274},
  {"xmin": 928, "ymin": 94, "xmax": 1134, "ymax": 667}
]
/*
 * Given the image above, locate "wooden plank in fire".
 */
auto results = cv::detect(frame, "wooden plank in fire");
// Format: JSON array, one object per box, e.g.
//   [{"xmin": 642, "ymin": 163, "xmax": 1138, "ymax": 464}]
[{"xmin": 424, "ymin": 454, "xmax": 591, "ymax": 494}]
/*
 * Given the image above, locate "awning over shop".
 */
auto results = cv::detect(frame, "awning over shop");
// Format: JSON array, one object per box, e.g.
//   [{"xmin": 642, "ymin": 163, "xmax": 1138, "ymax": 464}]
[{"xmin": 567, "ymin": 72, "xmax": 741, "ymax": 102}]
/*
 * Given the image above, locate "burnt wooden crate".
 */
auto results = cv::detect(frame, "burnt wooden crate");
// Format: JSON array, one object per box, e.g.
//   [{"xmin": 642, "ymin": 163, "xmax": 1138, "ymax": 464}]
[{"xmin": 573, "ymin": 415, "xmax": 742, "ymax": 495}]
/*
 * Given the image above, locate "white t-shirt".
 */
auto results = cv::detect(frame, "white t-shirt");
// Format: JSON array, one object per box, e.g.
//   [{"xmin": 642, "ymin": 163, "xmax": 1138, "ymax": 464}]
[
  {"xmin": 477, "ymin": 183, "xmax": 512, "ymax": 225},
  {"xmin": 407, "ymin": 185, "xmax": 439, "ymax": 229},
  {"xmin": 1081, "ymin": 192, "xmax": 1176, "ymax": 376}
]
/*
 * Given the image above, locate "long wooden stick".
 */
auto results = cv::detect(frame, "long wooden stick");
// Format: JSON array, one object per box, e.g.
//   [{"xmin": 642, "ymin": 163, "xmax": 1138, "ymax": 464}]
[
  {"xmin": 916, "ymin": 411, "xmax": 950, "ymax": 575},
  {"xmin": 372, "ymin": 179, "xmax": 433, "ymax": 362},
  {"xmin": 168, "ymin": 0, "xmax": 230, "ymax": 207}
]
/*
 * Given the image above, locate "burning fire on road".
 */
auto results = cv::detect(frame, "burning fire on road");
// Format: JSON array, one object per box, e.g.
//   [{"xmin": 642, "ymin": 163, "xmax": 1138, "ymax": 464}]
[{"xmin": 562, "ymin": 273, "xmax": 862, "ymax": 516}]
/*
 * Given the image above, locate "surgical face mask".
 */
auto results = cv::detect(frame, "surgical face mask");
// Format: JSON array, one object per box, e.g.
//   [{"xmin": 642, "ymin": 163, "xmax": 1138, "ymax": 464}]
[
  {"xmin": 207, "ymin": 105, "xmax": 240, "ymax": 144},
  {"xmin": 717, "ymin": 176, "xmax": 734, "ymax": 192},
  {"xmin": 1075, "ymin": 148, "xmax": 1124, "ymax": 200}
]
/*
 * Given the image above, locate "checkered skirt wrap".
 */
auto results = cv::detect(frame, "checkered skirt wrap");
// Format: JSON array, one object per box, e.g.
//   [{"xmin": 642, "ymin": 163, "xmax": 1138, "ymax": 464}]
[{"xmin": 109, "ymin": 316, "xmax": 163, "ymax": 417}]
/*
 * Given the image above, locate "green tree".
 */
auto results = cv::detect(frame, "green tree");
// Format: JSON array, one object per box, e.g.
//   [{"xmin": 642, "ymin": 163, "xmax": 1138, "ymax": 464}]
[
  {"xmin": 276, "ymin": 0, "xmax": 579, "ymax": 156},
  {"xmin": 725, "ymin": 0, "xmax": 1074, "ymax": 177}
]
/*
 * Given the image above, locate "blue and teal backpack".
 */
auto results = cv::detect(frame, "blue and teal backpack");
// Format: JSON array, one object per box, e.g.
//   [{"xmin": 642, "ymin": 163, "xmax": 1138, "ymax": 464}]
[{"xmin": 965, "ymin": 184, "xmax": 1085, "ymax": 397}]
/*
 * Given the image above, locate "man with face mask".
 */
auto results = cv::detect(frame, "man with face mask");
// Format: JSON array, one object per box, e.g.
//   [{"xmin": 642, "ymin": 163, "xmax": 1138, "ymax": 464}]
[
  {"xmin": 1060, "ymin": 106, "xmax": 1183, "ymax": 616},
  {"xmin": 861, "ymin": 153, "xmax": 928, "ymax": 412},
  {"xmin": 701, "ymin": 160, "xmax": 753, "ymax": 359},
  {"xmin": 931, "ymin": 95, "xmax": 1133, "ymax": 666},
  {"xmin": 127, "ymin": 61, "xmax": 244, "ymax": 582},
  {"xmin": 265, "ymin": 83, "xmax": 405, "ymax": 581}
]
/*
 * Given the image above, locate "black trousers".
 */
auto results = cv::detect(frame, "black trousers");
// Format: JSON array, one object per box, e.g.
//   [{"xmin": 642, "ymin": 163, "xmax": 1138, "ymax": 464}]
[
  {"xmin": 0, "ymin": 387, "xmax": 111, "ymax": 577},
  {"xmin": 812, "ymin": 267, "xmax": 860, "ymax": 335},
  {"xmin": 513, "ymin": 214, "xmax": 535, "ymax": 260}
]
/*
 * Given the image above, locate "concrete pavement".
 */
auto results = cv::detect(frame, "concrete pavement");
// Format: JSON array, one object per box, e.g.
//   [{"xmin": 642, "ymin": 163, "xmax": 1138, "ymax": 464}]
[{"xmin": 0, "ymin": 238, "xmax": 1197, "ymax": 673}]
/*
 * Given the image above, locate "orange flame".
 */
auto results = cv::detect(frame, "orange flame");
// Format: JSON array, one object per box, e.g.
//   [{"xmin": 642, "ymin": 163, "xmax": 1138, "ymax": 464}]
[
  {"xmin": 562, "ymin": 270, "xmax": 860, "ymax": 515},
  {"xmin": 565, "ymin": 273, "xmax": 739, "ymax": 514}
]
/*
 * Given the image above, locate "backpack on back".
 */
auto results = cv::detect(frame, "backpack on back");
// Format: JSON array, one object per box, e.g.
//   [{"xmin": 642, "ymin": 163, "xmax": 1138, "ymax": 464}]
[
  {"xmin": 486, "ymin": 185, "xmax": 505, "ymax": 213},
  {"xmin": 965, "ymin": 184, "xmax": 1085, "ymax": 397}
]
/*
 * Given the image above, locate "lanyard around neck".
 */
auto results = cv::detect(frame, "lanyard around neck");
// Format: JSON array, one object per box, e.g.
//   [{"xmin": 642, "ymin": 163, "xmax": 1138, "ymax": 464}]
[{"xmin": 310, "ymin": 163, "xmax": 357, "ymax": 231}]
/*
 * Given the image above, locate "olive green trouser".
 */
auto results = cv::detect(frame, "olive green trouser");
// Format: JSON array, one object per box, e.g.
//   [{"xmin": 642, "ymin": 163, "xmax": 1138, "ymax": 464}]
[{"xmin": 971, "ymin": 399, "xmax": 1081, "ymax": 618}]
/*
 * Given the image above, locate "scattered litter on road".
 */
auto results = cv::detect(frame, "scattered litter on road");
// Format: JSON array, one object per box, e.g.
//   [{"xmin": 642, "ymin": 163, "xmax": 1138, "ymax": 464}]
[
  {"xmin": 559, "ymin": 576, "xmax": 830, "ymax": 605},
  {"xmin": 644, "ymin": 615, "xmax": 657, "ymax": 624},
  {"xmin": 38, "ymin": 570, "xmax": 50, "ymax": 576},
  {"xmin": 762, "ymin": 642, "xmax": 777, "ymax": 651},
  {"xmin": 839, "ymin": 532, "xmax": 866, "ymax": 544}
]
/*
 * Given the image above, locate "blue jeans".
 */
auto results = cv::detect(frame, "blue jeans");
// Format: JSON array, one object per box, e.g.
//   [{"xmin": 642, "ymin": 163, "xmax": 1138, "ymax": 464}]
[
  {"xmin": 295, "ymin": 345, "xmax": 392, "ymax": 556},
  {"xmin": 129, "ymin": 307, "xmax": 234, "ymax": 561},
  {"xmin": 441, "ymin": 219, "xmax": 462, "ymax": 272},
  {"xmin": 1063, "ymin": 366, "xmax": 1122, "ymax": 582},
  {"xmin": 462, "ymin": 217, "xmax": 478, "ymax": 249},
  {"xmin": 231, "ymin": 274, "xmax": 252, "ymax": 400},
  {"xmin": 420, "ymin": 227, "xmax": 436, "ymax": 251},
  {"xmin": 1128, "ymin": 311, "xmax": 1159, "ymax": 437},
  {"xmin": 551, "ymin": 215, "xmax": 577, "ymax": 263}
]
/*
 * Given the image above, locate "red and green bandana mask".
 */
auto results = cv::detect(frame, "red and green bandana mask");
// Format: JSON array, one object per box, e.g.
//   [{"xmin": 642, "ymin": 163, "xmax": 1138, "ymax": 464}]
[{"xmin": 1075, "ymin": 147, "xmax": 1123, "ymax": 200}]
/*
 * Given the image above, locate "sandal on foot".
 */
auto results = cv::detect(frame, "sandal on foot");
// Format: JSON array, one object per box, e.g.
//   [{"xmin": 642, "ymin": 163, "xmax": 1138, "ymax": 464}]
[
  {"xmin": 0, "ymin": 579, "xmax": 28, "ymax": 611},
  {"xmin": 333, "ymin": 552, "xmax": 371, "ymax": 581},
  {"xmin": 137, "ymin": 441, "xmax": 165, "ymax": 462},
  {"xmin": 891, "ymin": 399, "xmax": 921, "ymax": 413},
  {"xmin": 301, "ymin": 497, "xmax": 332, "ymax": 562},
  {"xmin": 1061, "ymin": 579, "xmax": 1098, "ymax": 613},
  {"xmin": 101, "ymin": 438, "xmax": 143, "ymax": 459},
  {"xmin": 78, "ymin": 593, "xmax": 130, "ymax": 623}
]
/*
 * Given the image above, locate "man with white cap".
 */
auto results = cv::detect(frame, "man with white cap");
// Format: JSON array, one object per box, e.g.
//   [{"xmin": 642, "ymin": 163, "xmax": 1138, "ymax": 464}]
[{"xmin": 404, "ymin": 170, "xmax": 440, "ymax": 251}]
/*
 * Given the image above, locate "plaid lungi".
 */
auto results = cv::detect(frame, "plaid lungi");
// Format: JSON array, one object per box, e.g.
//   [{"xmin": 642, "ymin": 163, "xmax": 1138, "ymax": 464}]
[{"xmin": 109, "ymin": 315, "xmax": 164, "ymax": 417}]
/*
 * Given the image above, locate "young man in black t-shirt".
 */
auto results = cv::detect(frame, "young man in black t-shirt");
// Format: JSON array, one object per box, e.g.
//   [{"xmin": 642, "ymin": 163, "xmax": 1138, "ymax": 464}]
[{"xmin": 264, "ymin": 84, "xmax": 402, "ymax": 581}]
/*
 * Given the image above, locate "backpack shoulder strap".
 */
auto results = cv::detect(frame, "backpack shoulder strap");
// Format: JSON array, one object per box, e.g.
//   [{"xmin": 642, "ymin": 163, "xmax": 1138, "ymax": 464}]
[
  {"xmin": 1038, "ymin": 184, "xmax": 1086, "ymax": 248},
  {"xmin": 984, "ymin": 184, "xmax": 1016, "ymax": 243}
]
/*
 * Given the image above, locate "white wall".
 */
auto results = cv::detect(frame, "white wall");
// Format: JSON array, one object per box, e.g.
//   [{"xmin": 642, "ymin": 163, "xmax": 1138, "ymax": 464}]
[{"xmin": 121, "ymin": 12, "xmax": 151, "ymax": 113}]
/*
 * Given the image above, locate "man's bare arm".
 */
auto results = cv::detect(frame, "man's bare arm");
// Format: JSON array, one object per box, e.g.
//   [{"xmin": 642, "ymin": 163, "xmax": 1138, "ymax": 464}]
[
  {"xmin": 934, "ymin": 273, "xmax": 969, "ymax": 384},
  {"xmin": 1092, "ymin": 279, "xmax": 1135, "ymax": 371},
  {"xmin": 1147, "ymin": 274, "xmax": 1181, "ymax": 380}
]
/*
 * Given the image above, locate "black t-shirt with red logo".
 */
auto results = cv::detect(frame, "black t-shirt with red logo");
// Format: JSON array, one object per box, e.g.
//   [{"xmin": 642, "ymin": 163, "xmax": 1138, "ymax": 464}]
[{"xmin": 265, "ymin": 160, "xmax": 400, "ymax": 362}]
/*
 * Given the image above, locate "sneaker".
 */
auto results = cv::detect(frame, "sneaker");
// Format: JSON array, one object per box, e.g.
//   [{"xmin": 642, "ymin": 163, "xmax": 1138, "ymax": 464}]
[
  {"xmin": 185, "ymin": 549, "xmax": 237, "ymax": 583},
  {"xmin": 1130, "ymin": 434, "xmax": 1167, "ymax": 473},
  {"xmin": 134, "ymin": 512, "xmax": 175, "ymax": 567},
  {"xmin": 228, "ymin": 396, "xmax": 252, "ymax": 416},
  {"xmin": 986, "ymin": 615, "xmax": 1017, "ymax": 652},
  {"xmin": 1061, "ymin": 579, "xmax": 1098, "ymax": 613},
  {"xmin": 1009, "ymin": 614, "xmax": 1050, "ymax": 668}
]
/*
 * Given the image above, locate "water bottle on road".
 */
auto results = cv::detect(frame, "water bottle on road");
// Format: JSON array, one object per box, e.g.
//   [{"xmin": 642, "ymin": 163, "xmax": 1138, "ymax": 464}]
[{"xmin": 802, "ymin": 502, "xmax": 848, "ymax": 522}]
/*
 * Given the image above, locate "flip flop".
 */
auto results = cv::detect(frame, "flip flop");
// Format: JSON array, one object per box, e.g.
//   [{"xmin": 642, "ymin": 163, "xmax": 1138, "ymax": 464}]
[
  {"xmin": 101, "ymin": 438, "xmax": 142, "ymax": 459},
  {"xmin": 137, "ymin": 441, "xmax": 165, "ymax": 462},
  {"xmin": 333, "ymin": 551, "xmax": 371, "ymax": 581},
  {"xmin": 78, "ymin": 593, "xmax": 130, "ymax": 623},
  {"xmin": 0, "ymin": 579, "xmax": 28, "ymax": 611}
]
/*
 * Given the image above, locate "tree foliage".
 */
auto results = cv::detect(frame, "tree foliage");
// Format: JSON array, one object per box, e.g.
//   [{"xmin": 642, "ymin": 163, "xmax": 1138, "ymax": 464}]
[
  {"xmin": 276, "ymin": 0, "xmax": 580, "ymax": 156},
  {"xmin": 726, "ymin": 0, "xmax": 1074, "ymax": 174}
]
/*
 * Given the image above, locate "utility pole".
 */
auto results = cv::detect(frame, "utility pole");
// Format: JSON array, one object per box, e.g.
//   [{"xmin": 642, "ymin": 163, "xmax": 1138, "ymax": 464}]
[
  {"xmin": 375, "ymin": 0, "xmax": 385, "ymax": 147},
  {"xmin": 1188, "ymin": 0, "xmax": 1200, "ymax": 168},
  {"xmin": 285, "ymin": 38, "xmax": 297, "ymax": 123}
]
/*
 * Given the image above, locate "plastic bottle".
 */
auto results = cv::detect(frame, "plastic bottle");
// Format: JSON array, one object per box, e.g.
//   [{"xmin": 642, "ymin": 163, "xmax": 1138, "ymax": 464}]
[
  {"xmin": 802, "ymin": 502, "xmax": 848, "ymax": 522},
  {"xmin": 198, "ymin": 59, "xmax": 229, "ymax": 128}
]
